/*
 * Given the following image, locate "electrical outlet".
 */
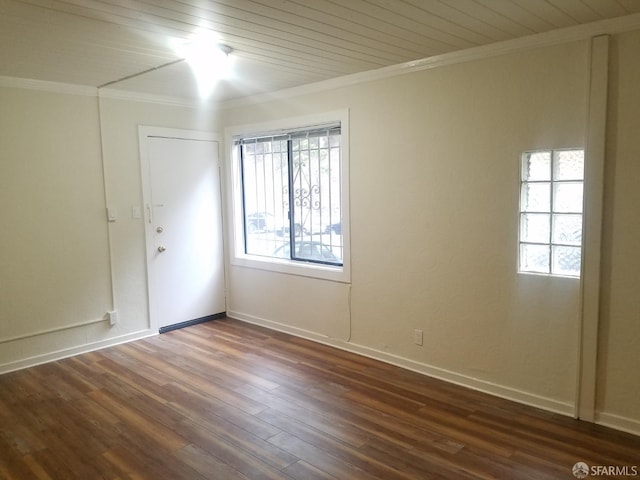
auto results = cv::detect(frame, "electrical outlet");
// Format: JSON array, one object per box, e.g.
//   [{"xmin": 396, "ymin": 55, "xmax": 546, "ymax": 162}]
[
  {"xmin": 107, "ymin": 310, "xmax": 118, "ymax": 326},
  {"xmin": 413, "ymin": 329, "xmax": 423, "ymax": 346}
]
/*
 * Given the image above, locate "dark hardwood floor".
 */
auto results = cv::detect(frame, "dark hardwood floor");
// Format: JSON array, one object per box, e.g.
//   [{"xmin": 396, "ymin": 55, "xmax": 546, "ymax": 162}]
[{"xmin": 0, "ymin": 318, "xmax": 638, "ymax": 479}]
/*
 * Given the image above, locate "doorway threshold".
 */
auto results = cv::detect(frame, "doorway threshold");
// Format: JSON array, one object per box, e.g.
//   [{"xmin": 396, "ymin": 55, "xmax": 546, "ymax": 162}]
[{"xmin": 159, "ymin": 312, "xmax": 226, "ymax": 334}]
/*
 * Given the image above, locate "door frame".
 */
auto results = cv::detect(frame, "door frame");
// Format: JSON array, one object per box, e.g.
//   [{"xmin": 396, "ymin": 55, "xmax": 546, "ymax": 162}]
[{"xmin": 138, "ymin": 126, "xmax": 225, "ymax": 332}]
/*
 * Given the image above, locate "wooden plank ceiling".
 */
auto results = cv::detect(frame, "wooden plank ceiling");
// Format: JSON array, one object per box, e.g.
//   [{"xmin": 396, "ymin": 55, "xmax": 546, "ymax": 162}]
[{"xmin": 1, "ymin": 0, "xmax": 639, "ymax": 101}]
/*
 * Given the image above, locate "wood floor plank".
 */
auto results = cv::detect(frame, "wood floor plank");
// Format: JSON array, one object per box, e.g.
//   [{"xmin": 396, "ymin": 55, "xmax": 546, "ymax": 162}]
[
  {"xmin": 267, "ymin": 431, "xmax": 382, "ymax": 480},
  {"xmin": 172, "ymin": 416, "xmax": 297, "ymax": 472},
  {"xmin": 281, "ymin": 459, "xmax": 338, "ymax": 480},
  {"xmin": 257, "ymin": 408, "xmax": 416, "ymax": 480},
  {"xmin": 163, "ymin": 382, "xmax": 283, "ymax": 442},
  {"xmin": 0, "ymin": 317, "xmax": 639, "ymax": 479},
  {"xmin": 101, "ymin": 443, "xmax": 206, "ymax": 480},
  {"xmin": 174, "ymin": 443, "xmax": 251, "ymax": 480},
  {"xmin": 257, "ymin": 380, "xmax": 463, "ymax": 452},
  {"xmin": 174, "ymin": 419, "xmax": 294, "ymax": 480},
  {"xmin": 20, "ymin": 453, "xmax": 54, "ymax": 480},
  {"xmin": 0, "ymin": 428, "xmax": 41, "ymax": 480},
  {"xmin": 90, "ymin": 388, "xmax": 189, "ymax": 452},
  {"xmin": 123, "ymin": 342, "xmax": 268, "ymax": 416},
  {"xmin": 359, "ymin": 438, "xmax": 469, "ymax": 480}
]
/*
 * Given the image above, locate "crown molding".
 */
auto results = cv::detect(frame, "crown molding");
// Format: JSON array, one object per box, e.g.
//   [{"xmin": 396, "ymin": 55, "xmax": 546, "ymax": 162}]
[
  {"xmin": 97, "ymin": 87, "xmax": 206, "ymax": 109},
  {"xmin": 0, "ymin": 75, "xmax": 208, "ymax": 108},
  {"xmin": 0, "ymin": 76, "xmax": 97, "ymax": 96},
  {"xmin": 219, "ymin": 12, "xmax": 640, "ymax": 110}
]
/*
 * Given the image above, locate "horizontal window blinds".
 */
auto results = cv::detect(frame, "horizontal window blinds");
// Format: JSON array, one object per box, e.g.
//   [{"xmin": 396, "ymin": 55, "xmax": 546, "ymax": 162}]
[{"xmin": 234, "ymin": 123, "xmax": 340, "ymax": 145}]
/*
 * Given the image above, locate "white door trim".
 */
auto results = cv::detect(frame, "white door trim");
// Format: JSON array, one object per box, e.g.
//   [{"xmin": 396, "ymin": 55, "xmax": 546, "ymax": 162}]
[{"xmin": 138, "ymin": 126, "xmax": 224, "ymax": 332}]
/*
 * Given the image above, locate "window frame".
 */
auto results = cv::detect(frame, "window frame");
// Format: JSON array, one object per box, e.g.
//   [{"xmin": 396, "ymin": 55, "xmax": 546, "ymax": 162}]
[
  {"xmin": 225, "ymin": 110, "xmax": 350, "ymax": 283},
  {"xmin": 518, "ymin": 148, "xmax": 584, "ymax": 278}
]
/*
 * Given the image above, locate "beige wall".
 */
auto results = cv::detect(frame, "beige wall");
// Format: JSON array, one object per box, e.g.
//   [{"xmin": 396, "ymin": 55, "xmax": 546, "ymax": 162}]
[
  {"xmin": 0, "ymin": 29, "xmax": 638, "ymax": 434},
  {"xmin": 598, "ymin": 29, "xmax": 640, "ymax": 430},
  {"xmin": 0, "ymin": 88, "xmax": 114, "ymax": 367},
  {"xmin": 0, "ymin": 88, "xmax": 221, "ymax": 370},
  {"xmin": 223, "ymin": 41, "xmax": 588, "ymax": 414}
]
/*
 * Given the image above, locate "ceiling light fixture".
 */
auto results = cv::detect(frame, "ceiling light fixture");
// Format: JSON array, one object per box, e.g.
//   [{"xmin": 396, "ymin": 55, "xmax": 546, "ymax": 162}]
[
  {"xmin": 180, "ymin": 32, "xmax": 235, "ymax": 99},
  {"xmin": 218, "ymin": 44, "xmax": 233, "ymax": 56}
]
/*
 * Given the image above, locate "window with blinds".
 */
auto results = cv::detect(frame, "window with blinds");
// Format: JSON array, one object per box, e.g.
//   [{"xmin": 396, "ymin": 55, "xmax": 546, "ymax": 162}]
[{"xmin": 235, "ymin": 124, "xmax": 343, "ymax": 266}]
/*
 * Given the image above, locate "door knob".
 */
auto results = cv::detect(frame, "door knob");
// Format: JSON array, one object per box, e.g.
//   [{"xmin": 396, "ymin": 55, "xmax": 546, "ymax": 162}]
[
  {"xmin": 156, "ymin": 226, "xmax": 164, "ymax": 233},
  {"xmin": 157, "ymin": 245, "xmax": 166, "ymax": 253}
]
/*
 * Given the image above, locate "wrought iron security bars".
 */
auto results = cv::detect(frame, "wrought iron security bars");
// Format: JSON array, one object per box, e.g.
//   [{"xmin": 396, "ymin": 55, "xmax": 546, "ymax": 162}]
[{"xmin": 236, "ymin": 124, "xmax": 343, "ymax": 266}]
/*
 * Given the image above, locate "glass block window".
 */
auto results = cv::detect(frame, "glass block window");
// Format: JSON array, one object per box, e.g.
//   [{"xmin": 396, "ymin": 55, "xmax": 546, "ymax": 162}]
[{"xmin": 519, "ymin": 149, "xmax": 584, "ymax": 277}]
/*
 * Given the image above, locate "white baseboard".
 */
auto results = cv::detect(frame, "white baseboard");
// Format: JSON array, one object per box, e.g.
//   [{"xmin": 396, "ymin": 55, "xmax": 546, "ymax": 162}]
[
  {"xmin": 227, "ymin": 310, "xmax": 575, "ymax": 418},
  {"xmin": 0, "ymin": 329, "xmax": 157, "ymax": 375},
  {"xmin": 596, "ymin": 412, "xmax": 640, "ymax": 437}
]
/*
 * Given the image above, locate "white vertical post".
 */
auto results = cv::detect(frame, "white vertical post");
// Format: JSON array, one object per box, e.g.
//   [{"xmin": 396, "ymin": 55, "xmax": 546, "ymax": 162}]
[{"xmin": 576, "ymin": 35, "xmax": 609, "ymax": 421}]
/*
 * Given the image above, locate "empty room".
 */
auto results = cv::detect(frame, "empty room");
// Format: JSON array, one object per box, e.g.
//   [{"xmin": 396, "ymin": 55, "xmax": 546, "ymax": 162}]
[{"xmin": 1, "ymin": 0, "xmax": 639, "ymax": 478}]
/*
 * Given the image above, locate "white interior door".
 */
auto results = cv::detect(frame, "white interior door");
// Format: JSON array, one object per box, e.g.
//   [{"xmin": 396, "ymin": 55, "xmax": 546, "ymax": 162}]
[{"xmin": 142, "ymin": 131, "xmax": 225, "ymax": 331}]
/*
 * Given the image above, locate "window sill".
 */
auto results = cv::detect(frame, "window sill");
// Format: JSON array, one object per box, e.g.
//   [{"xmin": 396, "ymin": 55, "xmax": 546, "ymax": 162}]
[
  {"xmin": 231, "ymin": 253, "xmax": 350, "ymax": 283},
  {"xmin": 517, "ymin": 270, "xmax": 580, "ymax": 279}
]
